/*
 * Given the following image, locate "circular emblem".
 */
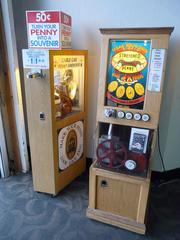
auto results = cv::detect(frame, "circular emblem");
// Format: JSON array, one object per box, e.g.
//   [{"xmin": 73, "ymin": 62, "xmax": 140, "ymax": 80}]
[
  {"xmin": 108, "ymin": 81, "xmax": 118, "ymax": 92},
  {"xmin": 111, "ymin": 51, "xmax": 147, "ymax": 74},
  {"xmin": 134, "ymin": 83, "xmax": 145, "ymax": 96},
  {"xmin": 58, "ymin": 121, "xmax": 83, "ymax": 170},
  {"xmin": 125, "ymin": 160, "xmax": 137, "ymax": 170},
  {"xmin": 66, "ymin": 129, "xmax": 77, "ymax": 159},
  {"xmin": 116, "ymin": 86, "xmax": 125, "ymax": 98},
  {"xmin": 126, "ymin": 86, "xmax": 135, "ymax": 99}
]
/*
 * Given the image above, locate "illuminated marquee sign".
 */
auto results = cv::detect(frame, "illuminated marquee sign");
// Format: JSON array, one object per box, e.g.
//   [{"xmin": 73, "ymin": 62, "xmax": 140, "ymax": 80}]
[
  {"xmin": 26, "ymin": 11, "xmax": 72, "ymax": 49},
  {"xmin": 106, "ymin": 40, "xmax": 151, "ymax": 109}
]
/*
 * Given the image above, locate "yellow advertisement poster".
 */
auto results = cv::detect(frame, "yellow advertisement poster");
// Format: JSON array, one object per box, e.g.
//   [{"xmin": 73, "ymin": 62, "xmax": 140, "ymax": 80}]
[{"xmin": 106, "ymin": 40, "xmax": 151, "ymax": 109}]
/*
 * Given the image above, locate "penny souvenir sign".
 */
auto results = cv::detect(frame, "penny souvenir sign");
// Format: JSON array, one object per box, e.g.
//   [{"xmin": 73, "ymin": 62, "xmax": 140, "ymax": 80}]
[
  {"xmin": 26, "ymin": 11, "xmax": 72, "ymax": 49},
  {"xmin": 106, "ymin": 40, "xmax": 151, "ymax": 109},
  {"xmin": 58, "ymin": 121, "xmax": 83, "ymax": 170}
]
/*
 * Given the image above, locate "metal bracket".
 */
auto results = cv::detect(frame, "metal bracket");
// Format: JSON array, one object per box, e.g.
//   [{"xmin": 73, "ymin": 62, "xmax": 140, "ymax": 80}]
[{"xmin": 27, "ymin": 69, "xmax": 46, "ymax": 79}]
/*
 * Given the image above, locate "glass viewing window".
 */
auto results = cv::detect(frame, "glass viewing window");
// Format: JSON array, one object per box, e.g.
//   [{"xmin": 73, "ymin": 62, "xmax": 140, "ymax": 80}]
[{"xmin": 53, "ymin": 55, "xmax": 85, "ymax": 119}]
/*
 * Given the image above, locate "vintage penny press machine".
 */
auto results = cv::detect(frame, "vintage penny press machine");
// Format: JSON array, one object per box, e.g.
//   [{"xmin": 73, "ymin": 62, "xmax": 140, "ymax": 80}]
[
  {"xmin": 87, "ymin": 27, "xmax": 173, "ymax": 233},
  {"xmin": 22, "ymin": 11, "xmax": 88, "ymax": 195}
]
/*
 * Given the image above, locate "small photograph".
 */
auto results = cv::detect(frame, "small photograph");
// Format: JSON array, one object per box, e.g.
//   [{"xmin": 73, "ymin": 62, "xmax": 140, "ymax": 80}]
[{"xmin": 129, "ymin": 128, "xmax": 149, "ymax": 154}]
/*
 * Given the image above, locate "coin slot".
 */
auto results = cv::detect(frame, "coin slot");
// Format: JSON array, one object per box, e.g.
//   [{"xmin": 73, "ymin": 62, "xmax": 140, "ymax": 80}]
[
  {"xmin": 39, "ymin": 112, "xmax": 45, "ymax": 121},
  {"xmin": 101, "ymin": 180, "xmax": 108, "ymax": 188}
]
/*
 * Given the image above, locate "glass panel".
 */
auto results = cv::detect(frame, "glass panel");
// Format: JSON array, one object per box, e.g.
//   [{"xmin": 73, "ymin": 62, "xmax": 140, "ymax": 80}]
[
  {"xmin": 96, "ymin": 122, "xmax": 153, "ymax": 178},
  {"xmin": 53, "ymin": 55, "xmax": 84, "ymax": 118},
  {"xmin": 106, "ymin": 39, "xmax": 151, "ymax": 110}
]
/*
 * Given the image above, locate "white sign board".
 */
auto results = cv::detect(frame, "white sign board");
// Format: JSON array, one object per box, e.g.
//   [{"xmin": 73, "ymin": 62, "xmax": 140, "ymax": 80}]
[
  {"xmin": 26, "ymin": 11, "xmax": 72, "ymax": 49},
  {"xmin": 22, "ymin": 49, "xmax": 49, "ymax": 69},
  {"xmin": 148, "ymin": 49, "xmax": 166, "ymax": 92}
]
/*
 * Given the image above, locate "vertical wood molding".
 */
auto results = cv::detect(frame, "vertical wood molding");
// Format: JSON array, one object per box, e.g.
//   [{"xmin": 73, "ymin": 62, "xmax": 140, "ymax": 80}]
[{"xmin": 0, "ymin": 0, "xmax": 29, "ymax": 172}]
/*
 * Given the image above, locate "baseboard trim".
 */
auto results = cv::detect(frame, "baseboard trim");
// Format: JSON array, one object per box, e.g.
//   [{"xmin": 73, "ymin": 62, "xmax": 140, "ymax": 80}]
[
  {"xmin": 151, "ymin": 168, "xmax": 180, "ymax": 182},
  {"xmin": 86, "ymin": 207, "xmax": 146, "ymax": 234}
]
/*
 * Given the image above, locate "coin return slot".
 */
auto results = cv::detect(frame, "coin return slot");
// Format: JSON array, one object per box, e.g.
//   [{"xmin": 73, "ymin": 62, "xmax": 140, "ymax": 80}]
[
  {"xmin": 101, "ymin": 180, "xmax": 108, "ymax": 187},
  {"xmin": 39, "ymin": 112, "xmax": 45, "ymax": 121}
]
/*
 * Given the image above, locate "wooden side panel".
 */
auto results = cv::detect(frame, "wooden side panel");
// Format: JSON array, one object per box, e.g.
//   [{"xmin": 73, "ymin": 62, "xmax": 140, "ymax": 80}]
[
  {"xmin": 137, "ymin": 183, "xmax": 150, "ymax": 223},
  {"xmin": 55, "ymin": 156, "xmax": 85, "ymax": 193},
  {"xmin": 24, "ymin": 69, "xmax": 55, "ymax": 194},
  {"xmin": 0, "ymin": 8, "xmax": 21, "ymax": 171},
  {"xmin": 96, "ymin": 176, "xmax": 140, "ymax": 220},
  {"xmin": 88, "ymin": 165, "xmax": 97, "ymax": 209}
]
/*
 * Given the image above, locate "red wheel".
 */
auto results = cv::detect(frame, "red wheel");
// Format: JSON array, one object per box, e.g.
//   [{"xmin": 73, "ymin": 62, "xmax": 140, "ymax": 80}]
[{"xmin": 97, "ymin": 139, "xmax": 127, "ymax": 169}]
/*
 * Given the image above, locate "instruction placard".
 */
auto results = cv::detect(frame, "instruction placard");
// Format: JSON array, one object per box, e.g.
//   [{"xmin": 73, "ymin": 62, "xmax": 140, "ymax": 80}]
[
  {"xmin": 22, "ymin": 49, "xmax": 49, "ymax": 69},
  {"xmin": 148, "ymin": 49, "xmax": 165, "ymax": 92},
  {"xmin": 26, "ymin": 11, "xmax": 71, "ymax": 49}
]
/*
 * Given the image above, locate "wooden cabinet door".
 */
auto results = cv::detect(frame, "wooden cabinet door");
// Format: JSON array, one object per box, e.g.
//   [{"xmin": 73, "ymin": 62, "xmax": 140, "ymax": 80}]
[{"xmin": 96, "ymin": 176, "xmax": 141, "ymax": 220}]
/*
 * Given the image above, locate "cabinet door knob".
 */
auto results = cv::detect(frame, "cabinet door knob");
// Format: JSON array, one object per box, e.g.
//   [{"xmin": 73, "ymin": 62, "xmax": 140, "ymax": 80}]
[{"xmin": 101, "ymin": 180, "xmax": 108, "ymax": 188}]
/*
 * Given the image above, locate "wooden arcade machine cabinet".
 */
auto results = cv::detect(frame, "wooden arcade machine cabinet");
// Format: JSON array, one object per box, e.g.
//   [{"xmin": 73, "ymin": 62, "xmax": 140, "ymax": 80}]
[
  {"xmin": 86, "ymin": 28, "xmax": 173, "ymax": 234},
  {"xmin": 23, "ymin": 49, "xmax": 88, "ymax": 195}
]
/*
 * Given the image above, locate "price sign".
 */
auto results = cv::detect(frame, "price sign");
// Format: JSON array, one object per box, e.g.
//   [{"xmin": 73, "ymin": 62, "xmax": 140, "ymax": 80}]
[
  {"xmin": 35, "ymin": 12, "xmax": 51, "ymax": 22},
  {"xmin": 26, "ymin": 11, "xmax": 72, "ymax": 49}
]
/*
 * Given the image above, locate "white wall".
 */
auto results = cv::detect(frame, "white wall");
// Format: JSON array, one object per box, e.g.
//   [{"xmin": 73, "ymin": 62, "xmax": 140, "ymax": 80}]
[{"xmin": 12, "ymin": 0, "xmax": 180, "ymax": 171}]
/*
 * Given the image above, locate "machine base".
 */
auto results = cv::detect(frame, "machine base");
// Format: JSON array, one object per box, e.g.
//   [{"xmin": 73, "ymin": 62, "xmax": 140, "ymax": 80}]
[
  {"xmin": 86, "ymin": 161, "xmax": 150, "ymax": 234},
  {"xmin": 86, "ymin": 207, "xmax": 146, "ymax": 234}
]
